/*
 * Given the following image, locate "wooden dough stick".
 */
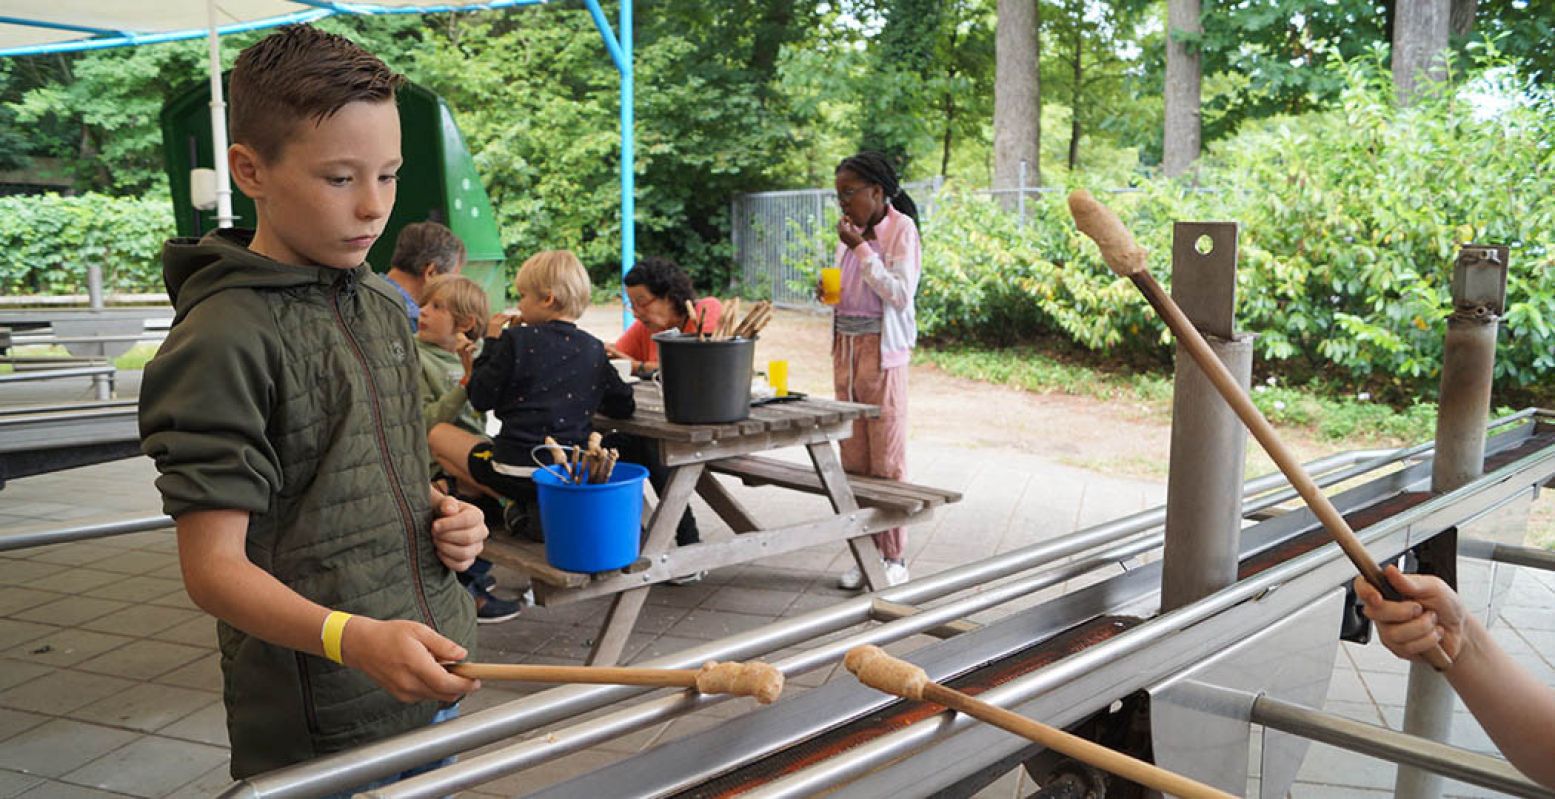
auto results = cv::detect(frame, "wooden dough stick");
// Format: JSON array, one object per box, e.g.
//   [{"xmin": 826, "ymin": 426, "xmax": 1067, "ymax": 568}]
[
  {"xmin": 722, "ymin": 297, "xmax": 740, "ymax": 340},
  {"xmin": 1066, "ymin": 190, "xmax": 1453, "ymax": 672},
  {"xmin": 843, "ymin": 646, "xmax": 1236, "ymax": 799},
  {"xmin": 694, "ymin": 660, "xmax": 785, "ymax": 705},
  {"xmin": 696, "ymin": 303, "xmax": 709, "ymax": 342},
  {"xmin": 587, "ymin": 431, "xmax": 603, "ymax": 454},
  {"xmin": 450, "ymin": 660, "xmax": 784, "ymax": 704},
  {"xmin": 543, "ymin": 436, "xmax": 572, "ymax": 480},
  {"xmin": 684, "ymin": 299, "xmax": 699, "ymax": 332},
  {"xmin": 569, "ymin": 445, "xmax": 582, "ymax": 484}
]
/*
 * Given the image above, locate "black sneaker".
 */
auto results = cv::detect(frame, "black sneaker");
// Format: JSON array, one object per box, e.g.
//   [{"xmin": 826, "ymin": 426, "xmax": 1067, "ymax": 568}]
[
  {"xmin": 503, "ymin": 500, "xmax": 542, "ymax": 542},
  {"xmin": 473, "ymin": 587, "xmax": 522, "ymax": 624}
]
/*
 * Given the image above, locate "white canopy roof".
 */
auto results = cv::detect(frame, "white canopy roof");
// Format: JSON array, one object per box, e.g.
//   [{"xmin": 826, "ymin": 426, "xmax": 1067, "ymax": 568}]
[{"xmin": 0, "ymin": 1, "xmax": 539, "ymax": 56}]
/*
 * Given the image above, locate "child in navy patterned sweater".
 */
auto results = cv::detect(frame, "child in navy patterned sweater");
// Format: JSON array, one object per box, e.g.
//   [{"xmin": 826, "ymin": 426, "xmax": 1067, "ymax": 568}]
[{"xmin": 427, "ymin": 250, "xmax": 634, "ymax": 539}]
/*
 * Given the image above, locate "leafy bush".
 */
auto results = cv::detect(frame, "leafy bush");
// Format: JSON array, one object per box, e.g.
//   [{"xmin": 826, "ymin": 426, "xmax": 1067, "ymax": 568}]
[
  {"xmin": 0, "ymin": 193, "xmax": 173, "ymax": 295},
  {"xmin": 920, "ymin": 49, "xmax": 1555, "ymax": 401}
]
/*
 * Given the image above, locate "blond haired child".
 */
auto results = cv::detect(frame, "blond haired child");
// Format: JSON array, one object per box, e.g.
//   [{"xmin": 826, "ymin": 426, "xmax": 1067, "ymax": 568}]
[{"xmin": 428, "ymin": 250, "xmax": 635, "ymax": 540}]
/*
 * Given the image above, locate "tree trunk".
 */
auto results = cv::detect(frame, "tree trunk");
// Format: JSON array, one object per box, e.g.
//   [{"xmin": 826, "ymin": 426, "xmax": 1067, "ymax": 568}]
[
  {"xmin": 1068, "ymin": 20, "xmax": 1082, "ymax": 172},
  {"xmin": 1162, "ymin": 0, "xmax": 1201, "ymax": 178},
  {"xmin": 1393, "ymin": 0, "xmax": 1451, "ymax": 104},
  {"xmin": 941, "ymin": 24, "xmax": 960, "ymax": 177},
  {"xmin": 1450, "ymin": 0, "xmax": 1477, "ymax": 38},
  {"xmin": 993, "ymin": 0, "xmax": 1040, "ymax": 207}
]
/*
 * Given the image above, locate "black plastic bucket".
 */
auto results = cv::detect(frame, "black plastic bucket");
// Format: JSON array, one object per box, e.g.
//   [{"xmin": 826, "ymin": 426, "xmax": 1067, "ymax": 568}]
[{"xmin": 653, "ymin": 331, "xmax": 754, "ymax": 424}]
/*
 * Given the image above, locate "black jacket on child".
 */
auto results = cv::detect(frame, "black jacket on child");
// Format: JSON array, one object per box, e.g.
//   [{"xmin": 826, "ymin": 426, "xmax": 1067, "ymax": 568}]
[{"xmin": 467, "ymin": 319, "xmax": 635, "ymax": 464}]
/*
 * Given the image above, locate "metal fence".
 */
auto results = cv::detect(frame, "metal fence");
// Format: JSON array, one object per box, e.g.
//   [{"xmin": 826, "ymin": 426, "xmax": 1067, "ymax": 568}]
[{"xmin": 731, "ymin": 178, "xmax": 941, "ymax": 308}]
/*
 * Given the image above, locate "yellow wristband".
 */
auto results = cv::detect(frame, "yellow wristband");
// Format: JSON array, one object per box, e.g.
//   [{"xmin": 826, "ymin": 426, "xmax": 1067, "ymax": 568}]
[{"xmin": 321, "ymin": 611, "xmax": 353, "ymax": 665}]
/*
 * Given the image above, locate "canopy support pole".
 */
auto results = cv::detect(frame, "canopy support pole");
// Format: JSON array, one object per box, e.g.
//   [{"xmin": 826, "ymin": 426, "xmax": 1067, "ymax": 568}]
[
  {"xmin": 207, "ymin": 0, "xmax": 234, "ymax": 228},
  {"xmin": 584, "ymin": 0, "xmax": 635, "ymax": 330}
]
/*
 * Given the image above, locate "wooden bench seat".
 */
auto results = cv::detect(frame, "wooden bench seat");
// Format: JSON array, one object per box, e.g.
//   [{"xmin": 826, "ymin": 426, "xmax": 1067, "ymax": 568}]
[
  {"xmin": 480, "ymin": 537, "xmax": 593, "ymax": 589},
  {"xmin": 708, "ymin": 455, "xmax": 962, "ymax": 514}
]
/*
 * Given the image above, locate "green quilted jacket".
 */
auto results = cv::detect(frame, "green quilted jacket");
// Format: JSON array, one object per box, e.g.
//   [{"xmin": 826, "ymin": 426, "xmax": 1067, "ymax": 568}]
[{"xmin": 138, "ymin": 229, "xmax": 476, "ymax": 779}]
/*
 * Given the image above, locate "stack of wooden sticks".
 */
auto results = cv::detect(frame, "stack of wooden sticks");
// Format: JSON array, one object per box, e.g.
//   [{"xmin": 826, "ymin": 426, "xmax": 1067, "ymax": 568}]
[
  {"xmin": 542, "ymin": 433, "xmax": 619, "ymax": 485},
  {"xmin": 688, "ymin": 298, "xmax": 774, "ymax": 342}
]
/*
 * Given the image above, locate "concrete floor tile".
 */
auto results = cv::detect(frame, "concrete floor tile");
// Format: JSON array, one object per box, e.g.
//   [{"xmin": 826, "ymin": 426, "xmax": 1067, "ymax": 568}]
[
  {"xmin": 85, "ymin": 552, "xmax": 172, "ymax": 578},
  {"xmin": 1355, "ymin": 668, "xmax": 1410, "ymax": 706},
  {"xmin": 156, "ymin": 701, "xmax": 228, "ymax": 747},
  {"xmin": 63, "ymin": 736, "xmax": 227, "ymax": 798},
  {"xmin": 623, "ymin": 635, "xmax": 702, "ymax": 665},
  {"xmin": 0, "ymin": 669, "xmax": 136, "ymax": 715},
  {"xmin": 10, "ymin": 599, "xmax": 130, "ymax": 630},
  {"xmin": 0, "ymin": 622, "xmax": 54, "ymax": 654},
  {"xmin": 20, "ymin": 547, "xmax": 119, "ymax": 570},
  {"xmin": 153, "ymin": 654, "xmax": 223, "ymax": 693},
  {"xmin": 144, "ymin": 589, "xmax": 197, "ymax": 611},
  {"xmin": 77, "ymin": 605, "xmax": 201, "ymax": 639},
  {"xmin": 0, "ymin": 711, "xmax": 47, "ymax": 746},
  {"xmin": 0, "ymin": 590, "xmax": 62, "ymax": 619},
  {"xmin": 7, "ymin": 629, "xmax": 131, "ymax": 669},
  {"xmin": 68, "ymin": 683, "xmax": 216, "ymax": 733},
  {"xmin": 0, "ymin": 719, "xmax": 137, "ymax": 778},
  {"xmin": 79, "ymin": 577, "xmax": 182, "ymax": 606},
  {"xmin": 1294, "ymin": 741, "xmax": 1396, "ymax": 790},
  {"xmin": 73, "ymin": 639, "xmax": 206, "ymax": 681},
  {"xmin": 664, "ymin": 609, "xmax": 775, "ymax": 641},
  {"xmin": 146, "ymin": 616, "xmax": 216, "ymax": 648},
  {"xmin": 160, "ymin": 762, "xmax": 235, "ymax": 799},
  {"xmin": 0, "ymin": 769, "xmax": 43, "ymax": 799},
  {"xmin": 0, "ymin": 663, "xmax": 50, "ymax": 694},
  {"xmin": 702, "ymin": 586, "xmax": 801, "ymax": 616},
  {"xmin": 14, "ymin": 780, "xmax": 136, "ymax": 798},
  {"xmin": 19, "ymin": 569, "xmax": 117, "ymax": 596}
]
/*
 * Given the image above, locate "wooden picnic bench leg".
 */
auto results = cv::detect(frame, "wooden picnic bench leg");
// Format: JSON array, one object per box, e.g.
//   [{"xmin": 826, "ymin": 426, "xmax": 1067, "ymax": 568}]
[
  {"xmin": 696, "ymin": 471, "xmax": 762, "ymax": 534},
  {"xmin": 586, "ymin": 462, "xmax": 706, "ymax": 666},
  {"xmin": 806, "ymin": 441, "xmax": 890, "ymax": 592}
]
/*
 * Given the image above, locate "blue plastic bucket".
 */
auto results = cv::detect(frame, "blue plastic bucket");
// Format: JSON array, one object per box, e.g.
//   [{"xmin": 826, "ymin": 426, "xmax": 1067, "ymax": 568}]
[{"xmin": 532, "ymin": 462, "xmax": 648, "ymax": 573}]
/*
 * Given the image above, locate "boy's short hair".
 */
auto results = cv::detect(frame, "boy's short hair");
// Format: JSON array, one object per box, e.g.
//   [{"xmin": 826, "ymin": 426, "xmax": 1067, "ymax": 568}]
[
  {"xmin": 421, "ymin": 275, "xmax": 490, "ymax": 340},
  {"xmin": 391, "ymin": 221, "xmax": 467, "ymax": 277},
  {"xmin": 230, "ymin": 24, "xmax": 405, "ymax": 162},
  {"xmin": 623, "ymin": 256, "xmax": 696, "ymax": 311},
  {"xmin": 515, "ymin": 251, "xmax": 591, "ymax": 319}
]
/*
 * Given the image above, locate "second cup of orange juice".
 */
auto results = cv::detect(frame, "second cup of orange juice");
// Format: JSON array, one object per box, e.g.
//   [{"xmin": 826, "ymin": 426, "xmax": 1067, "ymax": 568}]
[{"xmin": 820, "ymin": 267, "xmax": 842, "ymax": 305}]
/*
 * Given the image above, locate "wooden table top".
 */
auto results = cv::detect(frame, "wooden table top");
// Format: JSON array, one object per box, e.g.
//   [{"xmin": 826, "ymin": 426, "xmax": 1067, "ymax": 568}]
[{"xmin": 595, "ymin": 382, "xmax": 878, "ymax": 443}]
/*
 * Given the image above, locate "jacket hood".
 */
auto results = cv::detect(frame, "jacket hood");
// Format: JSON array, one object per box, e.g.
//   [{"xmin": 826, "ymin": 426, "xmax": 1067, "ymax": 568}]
[{"xmin": 162, "ymin": 228, "xmax": 372, "ymax": 323}]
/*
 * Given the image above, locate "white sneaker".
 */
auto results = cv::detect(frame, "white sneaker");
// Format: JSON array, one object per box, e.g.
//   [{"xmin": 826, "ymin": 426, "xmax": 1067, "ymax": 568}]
[
  {"xmin": 837, "ymin": 565, "xmax": 864, "ymax": 590},
  {"xmin": 885, "ymin": 561, "xmax": 910, "ymax": 586}
]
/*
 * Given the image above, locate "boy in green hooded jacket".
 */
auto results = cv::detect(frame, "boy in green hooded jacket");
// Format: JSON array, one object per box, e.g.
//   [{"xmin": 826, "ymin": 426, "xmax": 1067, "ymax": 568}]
[{"xmin": 138, "ymin": 25, "xmax": 484, "ymax": 781}]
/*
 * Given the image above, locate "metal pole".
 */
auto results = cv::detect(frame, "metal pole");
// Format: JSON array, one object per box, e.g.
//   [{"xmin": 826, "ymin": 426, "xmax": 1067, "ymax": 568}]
[
  {"xmin": 1251, "ymin": 696, "xmax": 1552, "ymax": 798},
  {"xmin": 85, "ymin": 263, "xmax": 110, "ymax": 399},
  {"xmin": 1161, "ymin": 222, "xmax": 1248, "ymax": 611},
  {"xmin": 207, "ymin": 0, "xmax": 235, "ymax": 228},
  {"xmin": 618, "ymin": 0, "xmax": 634, "ymax": 330},
  {"xmin": 1397, "ymin": 243, "xmax": 1509, "ymax": 799}
]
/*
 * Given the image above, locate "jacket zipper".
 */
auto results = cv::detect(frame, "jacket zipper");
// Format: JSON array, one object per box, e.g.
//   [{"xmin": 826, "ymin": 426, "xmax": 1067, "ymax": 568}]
[
  {"xmin": 330, "ymin": 276, "xmax": 437, "ymax": 630},
  {"xmin": 296, "ymin": 652, "xmax": 321, "ymax": 733}
]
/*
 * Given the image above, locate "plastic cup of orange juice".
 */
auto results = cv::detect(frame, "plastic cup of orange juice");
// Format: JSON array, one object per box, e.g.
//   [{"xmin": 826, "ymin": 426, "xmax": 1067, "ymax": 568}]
[{"xmin": 820, "ymin": 267, "xmax": 842, "ymax": 305}]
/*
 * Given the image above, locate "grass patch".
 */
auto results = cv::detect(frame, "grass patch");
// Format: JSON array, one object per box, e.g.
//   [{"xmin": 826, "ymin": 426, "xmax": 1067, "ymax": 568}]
[
  {"xmin": 6, "ymin": 342, "xmax": 161, "ymax": 371},
  {"xmin": 916, "ymin": 343, "xmax": 1442, "ymax": 444}
]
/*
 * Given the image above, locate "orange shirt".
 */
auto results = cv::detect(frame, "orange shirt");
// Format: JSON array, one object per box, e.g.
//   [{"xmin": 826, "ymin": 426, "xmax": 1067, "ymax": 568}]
[{"xmin": 615, "ymin": 297, "xmax": 722, "ymax": 364}]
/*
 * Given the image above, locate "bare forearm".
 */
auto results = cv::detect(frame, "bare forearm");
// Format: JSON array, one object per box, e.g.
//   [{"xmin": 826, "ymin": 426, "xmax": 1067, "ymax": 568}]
[
  {"xmin": 177, "ymin": 510, "xmax": 333, "ymax": 657},
  {"xmin": 1448, "ymin": 616, "xmax": 1555, "ymax": 787}
]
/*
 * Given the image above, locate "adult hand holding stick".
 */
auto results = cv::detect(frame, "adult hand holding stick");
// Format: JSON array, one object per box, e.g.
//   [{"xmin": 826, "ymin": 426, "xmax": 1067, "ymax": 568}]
[
  {"xmin": 1066, "ymin": 189, "xmax": 1452, "ymax": 671},
  {"xmin": 449, "ymin": 660, "xmax": 784, "ymax": 704},
  {"xmin": 844, "ymin": 646, "xmax": 1236, "ymax": 799}
]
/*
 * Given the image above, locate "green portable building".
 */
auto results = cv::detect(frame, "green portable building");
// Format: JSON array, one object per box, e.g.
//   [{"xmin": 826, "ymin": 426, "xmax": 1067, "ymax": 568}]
[{"xmin": 160, "ymin": 77, "xmax": 508, "ymax": 306}]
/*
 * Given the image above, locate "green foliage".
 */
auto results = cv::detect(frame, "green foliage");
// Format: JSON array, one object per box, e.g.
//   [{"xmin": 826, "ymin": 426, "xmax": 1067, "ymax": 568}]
[
  {"xmin": 0, "ymin": 194, "xmax": 173, "ymax": 294},
  {"xmin": 920, "ymin": 52, "xmax": 1555, "ymax": 400},
  {"xmin": 916, "ymin": 344, "xmax": 1439, "ymax": 443}
]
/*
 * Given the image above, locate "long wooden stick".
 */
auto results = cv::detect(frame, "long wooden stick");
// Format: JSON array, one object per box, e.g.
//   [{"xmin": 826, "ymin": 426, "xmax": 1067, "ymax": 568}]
[
  {"xmin": 449, "ymin": 660, "xmax": 785, "ymax": 703},
  {"xmin": 1067, "ymin": 189, "xmax": 1452, "ymax": 671},
  {"xmin": 844, "ymin": 646, "xmax": 1236, "ymax": 799}
]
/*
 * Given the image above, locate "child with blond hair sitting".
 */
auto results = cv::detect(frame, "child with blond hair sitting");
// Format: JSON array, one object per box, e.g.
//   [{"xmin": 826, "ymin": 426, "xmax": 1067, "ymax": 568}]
[{"xmin": 428, "ymin": 250, "xmax": 635, "ymax": 539}]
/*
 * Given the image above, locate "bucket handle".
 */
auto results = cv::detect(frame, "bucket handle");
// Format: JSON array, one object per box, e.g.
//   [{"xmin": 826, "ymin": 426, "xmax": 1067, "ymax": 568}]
[{"xmin": 529, "ymin": 445, "xmax": 574, "ymax": 482}]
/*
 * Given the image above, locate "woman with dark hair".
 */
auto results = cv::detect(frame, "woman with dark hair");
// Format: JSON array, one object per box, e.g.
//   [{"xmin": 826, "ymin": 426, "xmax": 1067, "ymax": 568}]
[
  {"xmin": 827, "ymin": 152, "xmax": 921, "ymax": 590},
  {"xmin": 606, "ymin": 256, "xmax": 722, "ymax": 375},
  {"xmin": 603, "ymin": 256, "xmax": 721, "ymax": 581}
]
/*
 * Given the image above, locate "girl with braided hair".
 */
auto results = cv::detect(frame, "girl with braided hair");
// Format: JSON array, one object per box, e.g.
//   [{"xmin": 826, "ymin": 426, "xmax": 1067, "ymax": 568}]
[{"xmin": 827, "ymin": 152, "xmax": 921, "ymax": 590}]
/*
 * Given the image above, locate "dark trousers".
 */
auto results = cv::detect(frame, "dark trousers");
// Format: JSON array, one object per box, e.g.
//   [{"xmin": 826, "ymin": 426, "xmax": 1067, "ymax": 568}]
[{"xmin": 607, "ymin": 432, "xmax": 700, "ymax": 546}]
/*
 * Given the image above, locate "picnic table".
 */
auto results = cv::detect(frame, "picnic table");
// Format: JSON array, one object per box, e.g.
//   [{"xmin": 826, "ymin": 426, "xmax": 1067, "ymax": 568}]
[{"xmin": 480, "ymin": 382, "xmax": 962, "ymax": 665}]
